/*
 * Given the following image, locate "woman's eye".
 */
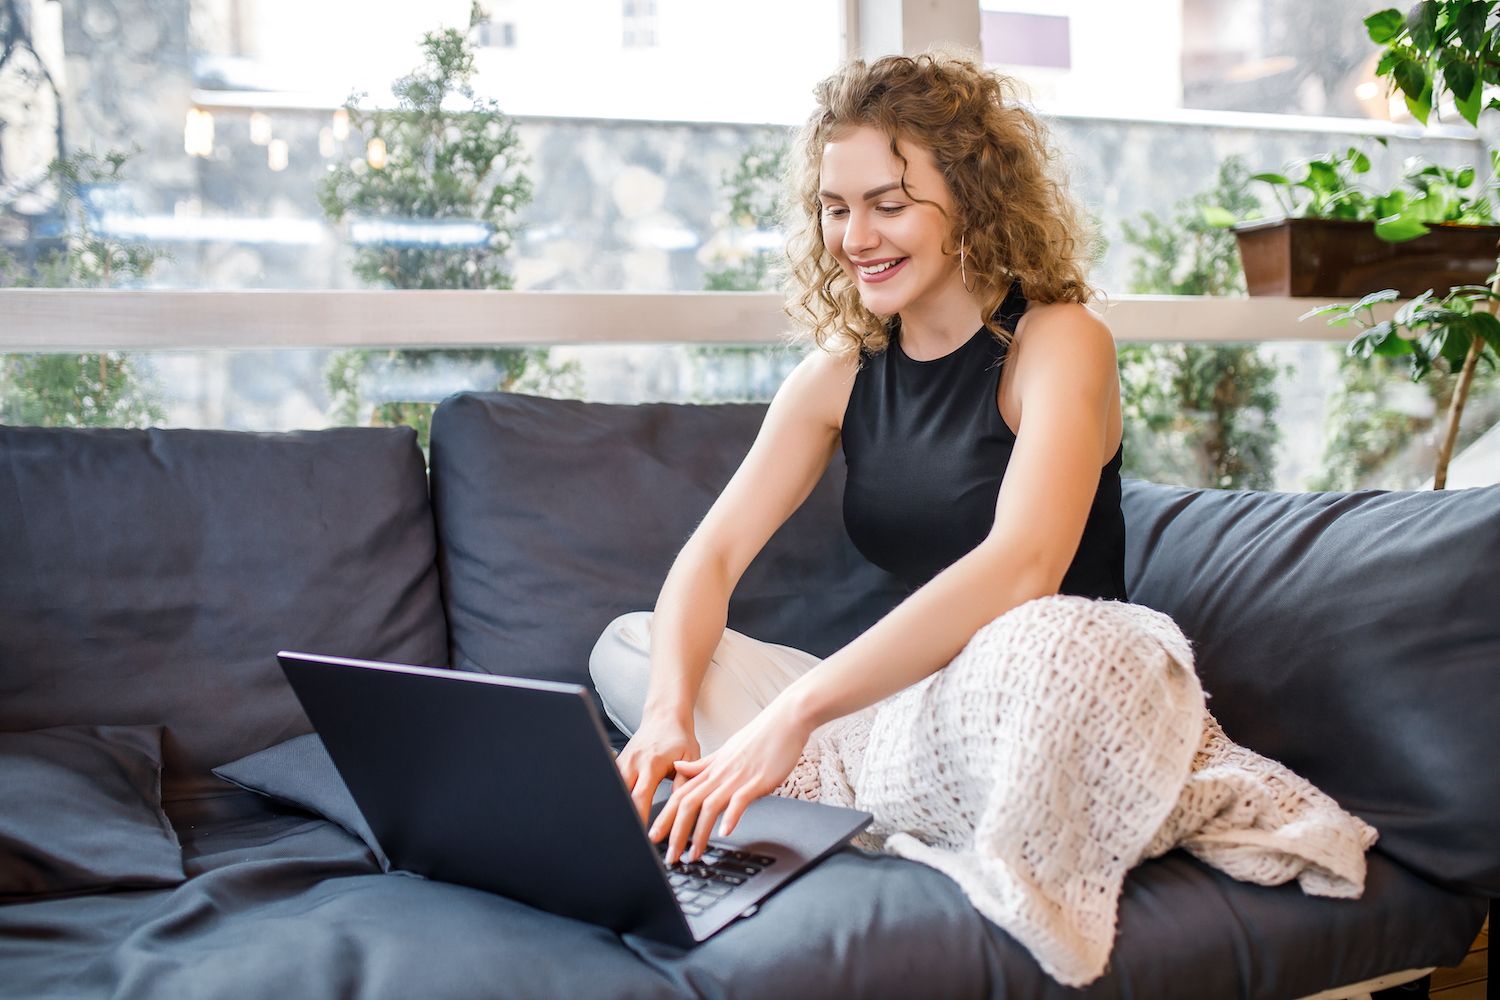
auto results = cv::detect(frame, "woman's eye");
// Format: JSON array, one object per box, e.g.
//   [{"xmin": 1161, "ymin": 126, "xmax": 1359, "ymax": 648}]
[
  {"xmin": 877, "ymin": 204, "xmax": 905, "ymax": 215},
  {"xmin": 821, "ymin": 206, "xmax": 848, "ymax": 220}
]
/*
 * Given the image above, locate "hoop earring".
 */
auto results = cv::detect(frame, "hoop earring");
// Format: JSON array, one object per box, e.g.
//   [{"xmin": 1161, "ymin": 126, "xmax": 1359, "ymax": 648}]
[{"xmin": 959, "ymin": 235, "xmax": 977, "ymax": 293}]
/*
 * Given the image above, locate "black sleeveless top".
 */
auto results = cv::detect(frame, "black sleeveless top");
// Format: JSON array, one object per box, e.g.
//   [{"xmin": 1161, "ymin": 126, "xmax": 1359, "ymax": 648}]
[{"xmin": 840, "ymin": 283, "xmax": 1128, "ymax": 600}]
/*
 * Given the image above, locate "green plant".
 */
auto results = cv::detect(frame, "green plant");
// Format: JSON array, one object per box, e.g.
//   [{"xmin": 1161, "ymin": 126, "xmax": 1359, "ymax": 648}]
[
  {"xmin": 1303, "ymin": 3, "xmax": 1500, "ymax": 488},
  {"xmin": 1226, "ymin": 144, "xmax": 1492, "ymax": 241},
  {"xmin": 0, "ymin": 149, "xmax": 167, "ymax": 427},
  {"xmin": 702, "ymin": 139, "xmax": 789, "ymax": 293},
  {"xmin": 1245, "ymin": 144, "xmax": 1386, "ymax": 222},
  {"xmin": 1117, "ymin": 154, "xmax": 1287, "ymax": 490},
  {"xmin": 694, "ymin": 138, "xmax": 802, "ymax": 403},
  {"xmin": 1310, "ymin": 343, "xmax": 1500, "ymax": 490},
  {"xmin": 315, "ymin": 4, "xmax": 578, "ymax": 441}
]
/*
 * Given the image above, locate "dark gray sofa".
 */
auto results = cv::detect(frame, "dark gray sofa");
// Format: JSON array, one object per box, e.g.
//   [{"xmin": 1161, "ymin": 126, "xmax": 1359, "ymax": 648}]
[{"xmin": 1, "ymin": 389, "xmax": 1493, "ymax": 999}]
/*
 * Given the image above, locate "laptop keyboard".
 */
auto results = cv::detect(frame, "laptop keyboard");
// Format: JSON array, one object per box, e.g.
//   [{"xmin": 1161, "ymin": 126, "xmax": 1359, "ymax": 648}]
[{"xmin": 657, "ymin": 845, "xmax": 776, "ymax": 916}]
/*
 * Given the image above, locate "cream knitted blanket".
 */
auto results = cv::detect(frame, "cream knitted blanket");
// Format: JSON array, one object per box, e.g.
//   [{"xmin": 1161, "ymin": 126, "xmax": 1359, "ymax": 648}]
[{"xmin": 773, "ymin": 595, "xmax": 1379, "ymax": 988}]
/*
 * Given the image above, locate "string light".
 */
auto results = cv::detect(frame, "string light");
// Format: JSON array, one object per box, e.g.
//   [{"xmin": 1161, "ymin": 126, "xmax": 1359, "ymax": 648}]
[
  {"xmin": 332, "ymin": 108, "xmax": 350, "ymax": 141},
  {"xmin": 268, "ymin": 139, "xmax": 289, "ymax": 172},
  {"xmin": 366, "ymin": 137, "xmax": 388, "ymax": 170}
]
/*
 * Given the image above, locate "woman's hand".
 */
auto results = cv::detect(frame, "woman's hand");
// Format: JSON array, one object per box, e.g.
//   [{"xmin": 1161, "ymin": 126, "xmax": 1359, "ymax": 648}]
[
  {"xmin": 615, "ymin": 713, "xmax": 701, "ymax": 828},
  {"xmin": 648, "ymin": 700, "xmax": 814, "ymax": 865}
]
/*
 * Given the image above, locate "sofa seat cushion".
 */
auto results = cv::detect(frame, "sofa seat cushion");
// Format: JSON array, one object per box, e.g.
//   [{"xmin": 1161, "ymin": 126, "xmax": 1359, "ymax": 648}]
[
  {"xmin": 1121, "ymin": 478, "xmax": 1500, "ymax": 897},
  {"xmin": 0, "ymin": 724, "xmax": 184, "ymax": 900},
  {"xmin": 0, "ymin": 805, "xmax": 1483, "ymax": 1000},
  {"xmin": 428, "ymin": 392, "xmax": 909, "ymax": 745},
  {"xmin": 0, "ymin": 426, "xmax": 449, "ymax": 803}
]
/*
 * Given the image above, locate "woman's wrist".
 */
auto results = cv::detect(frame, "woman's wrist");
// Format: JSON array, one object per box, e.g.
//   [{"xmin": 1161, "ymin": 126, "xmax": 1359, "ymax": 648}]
[
  {"xmin": 640, "ymin": 696, "xmax": 696, "ymax": 732},
  {"xmin": 770, "ymin": 674, "xmax": 833, "ymax": 737}
]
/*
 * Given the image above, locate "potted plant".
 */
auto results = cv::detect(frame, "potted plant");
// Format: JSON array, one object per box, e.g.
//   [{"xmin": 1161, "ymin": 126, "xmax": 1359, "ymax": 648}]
[
  {"xmin": 1220, "ymin": 145, "xmax": 1500, "ymax": 297},
  {"xmin": 1304, "ymin": 2, "xmax": 1500, "ymax": 490}
]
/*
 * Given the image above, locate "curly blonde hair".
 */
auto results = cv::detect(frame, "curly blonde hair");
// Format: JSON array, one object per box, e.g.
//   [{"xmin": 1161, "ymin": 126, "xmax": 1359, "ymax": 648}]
[{"xmin": 783, "ymin": 50, "xmax": 1098, "ymax": 356}]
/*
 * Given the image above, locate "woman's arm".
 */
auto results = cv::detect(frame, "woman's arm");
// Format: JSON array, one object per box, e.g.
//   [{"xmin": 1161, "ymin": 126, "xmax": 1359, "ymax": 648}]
[
  {"xmin": 613, "ymin": 345, "xmax": 854, "ymax": 820},
  {"xmin": 653, "ymin": 304, "xmax": 1120, "ymax": 860}
]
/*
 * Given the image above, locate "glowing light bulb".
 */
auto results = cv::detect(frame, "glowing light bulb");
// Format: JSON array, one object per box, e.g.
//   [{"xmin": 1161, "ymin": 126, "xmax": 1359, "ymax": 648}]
[
  {"xmin": 332, "ymin": 108, "xmax": 350, "ymax": 141},
  {"xmin": 268, "ymin": 139, "xmax": 289, "ymax": 172},
  {"xmin": 366, "ymin": 137, "xmax": 388, "ymax": 170}
]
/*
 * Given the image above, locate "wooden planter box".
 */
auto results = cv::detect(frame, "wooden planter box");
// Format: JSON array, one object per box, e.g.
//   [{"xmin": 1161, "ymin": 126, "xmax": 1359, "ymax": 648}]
[{"xmin": 1233, "ymin": 217, "xmax": 1500, "ymax": 297}]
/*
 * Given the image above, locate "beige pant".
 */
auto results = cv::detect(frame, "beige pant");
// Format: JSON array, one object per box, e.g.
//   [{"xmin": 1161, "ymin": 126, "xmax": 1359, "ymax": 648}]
[{"xmin": 588, "ymin": 611, "xmax": 825, "ymax": 755}]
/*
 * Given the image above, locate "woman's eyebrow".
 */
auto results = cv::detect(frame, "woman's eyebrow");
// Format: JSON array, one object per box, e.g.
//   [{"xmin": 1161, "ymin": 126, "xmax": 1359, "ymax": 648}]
[{"xmin": 818, "ymin": 182, "xmax": 905, "ymax": 202}]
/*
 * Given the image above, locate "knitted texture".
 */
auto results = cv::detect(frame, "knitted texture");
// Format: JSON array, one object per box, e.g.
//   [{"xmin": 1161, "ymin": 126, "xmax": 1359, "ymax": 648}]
[{"xmin": 773, "ymin": 595, "xmax": 1378, "ymax": 988}]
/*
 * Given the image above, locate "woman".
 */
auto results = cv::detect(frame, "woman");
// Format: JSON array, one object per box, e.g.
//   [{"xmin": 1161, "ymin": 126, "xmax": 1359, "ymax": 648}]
[
  {"xmin": 592, "ymin": 49, "xmax": 1123, "ymax": 864},
  {"xmin": 588, "ymin": 52, "xmax": 1376, "ymax": 988}
]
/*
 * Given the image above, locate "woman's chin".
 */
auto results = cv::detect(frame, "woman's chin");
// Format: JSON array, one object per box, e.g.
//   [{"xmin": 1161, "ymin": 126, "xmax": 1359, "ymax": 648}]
[{"xmin": 855, "ymin": 289, "xmax": 904, "ymax": 317}]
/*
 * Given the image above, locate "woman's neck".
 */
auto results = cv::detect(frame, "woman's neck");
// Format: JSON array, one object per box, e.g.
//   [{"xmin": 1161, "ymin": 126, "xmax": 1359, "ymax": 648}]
[{"xmin": 895, "ymin": 283, "xmax": 988, "ymax": 361}]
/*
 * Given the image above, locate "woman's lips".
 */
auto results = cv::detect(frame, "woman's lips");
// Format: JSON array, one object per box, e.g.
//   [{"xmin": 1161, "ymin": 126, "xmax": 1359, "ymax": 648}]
[{"xmin": 857, "ymin": 257, "xmax": 908, "ymax": 283}]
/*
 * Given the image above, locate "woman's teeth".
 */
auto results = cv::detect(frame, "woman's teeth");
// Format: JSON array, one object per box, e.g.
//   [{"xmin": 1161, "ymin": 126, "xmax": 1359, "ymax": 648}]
[{"xmin": 858, "ymin": 259, "xmax": 905, "ymax": 275}]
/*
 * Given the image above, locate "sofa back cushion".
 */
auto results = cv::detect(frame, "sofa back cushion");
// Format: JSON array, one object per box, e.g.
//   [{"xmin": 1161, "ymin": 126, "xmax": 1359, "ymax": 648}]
[
  {"xmin": 0, "ymin": 426, "xmax": 449, "ymax": 802},
  {"xmin": 1121, "ymin": 478, "xmax": 1500, "ymax": 897},
  {"xmin": 428, "ymin": 392, "xmax": 909, "ymax": 746}
]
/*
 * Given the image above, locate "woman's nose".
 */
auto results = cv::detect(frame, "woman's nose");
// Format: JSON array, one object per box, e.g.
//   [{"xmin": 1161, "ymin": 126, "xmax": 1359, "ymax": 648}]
[{"xmin": 843, "ymin": 211, "xmax": 877, "ymax": 256}]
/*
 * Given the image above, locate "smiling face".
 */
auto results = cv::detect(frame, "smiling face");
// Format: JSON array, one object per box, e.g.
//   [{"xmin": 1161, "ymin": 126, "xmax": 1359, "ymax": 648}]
[{"xmin": 818, "ymin": 125, "xmax": 966, "ymax": 321}]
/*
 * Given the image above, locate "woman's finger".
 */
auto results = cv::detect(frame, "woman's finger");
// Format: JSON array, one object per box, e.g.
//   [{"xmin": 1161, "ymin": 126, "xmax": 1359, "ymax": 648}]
[
  {"xmin": 688, "ymin": 787, "xmax": 731, "ymax": 861},
  {"xmin": 630, "ymin": 769, "xmax": 660, "ymax": 828},
  {"xmin": 719, "ymin": 788, "xmax": 754, "ymax": 839},
  {"xmin": 648, "ymin": 784, "xmax": 679, "ymax": 843},
  {"xmin": 666, "ymin": 785, "xmax": 707, "ymax": 865}
]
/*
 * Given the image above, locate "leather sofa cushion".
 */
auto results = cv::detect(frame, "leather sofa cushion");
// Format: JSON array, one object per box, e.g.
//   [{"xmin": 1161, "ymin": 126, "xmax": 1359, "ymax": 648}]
[
  {"xmin": 1122, "ymin": 478, "xmax": 1500, "ymax": 897},
  {"xmin": 0, "ymin": 426, "xmax": 449, "ymax": 802},
  {"xmin": 428, "ymin": 391, "xmax": 909, "ymax": 746}
]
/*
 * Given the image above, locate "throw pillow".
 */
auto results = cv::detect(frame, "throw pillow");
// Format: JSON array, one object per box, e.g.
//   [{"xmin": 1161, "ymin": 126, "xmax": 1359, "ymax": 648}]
[{"xmin": 0, "ymin": 724, "xmax": 186, "ymax": 899}]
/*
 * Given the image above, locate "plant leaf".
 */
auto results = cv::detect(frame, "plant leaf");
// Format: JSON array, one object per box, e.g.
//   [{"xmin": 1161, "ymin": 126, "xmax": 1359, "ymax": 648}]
[
  {"xmin": 1394, "ymin": 53, "xmax": 1430, "ymax": 99},
  {"xmin": 1376, "ymin": 191, "xmax": 1408, "ymax": 218},
  {"xmin": 1455, "ymin": 0, "xmax": 1490, "ymax": 51},
  {"xmin": 1408, "ymin": 1, "xmax": 1440, "ymax": 51},
  {"xmin": 1375, "ymin": 327, "xmax": 1414, "ymax": 355},
  {"xmin": 1302, "ymin": 302, "xmax": 1355, "ymax": 324},
  {"xmin": 1305, "ymin": 160, "xmax": 1339, "ymax": 191},
  {"xmin": 1354, "ymin": 287, "xmax": 1402, "ymax": 310},
  {"xmin": 1199, "ymin": 205, "xmax": 1238, "ymax": 228},
  {"xmin": 1395, "ymin": 287, "xmax": 1437, "ymax": 325},
  {"xmin": 1250, "ymin": 172, "xmax": 1292, "ymax": 185},
  {"xmin": 1407, "ymin": 65, "xmax": 1435, "ymax": 124},
  {"xmin": 1365, "ymin": 8, "xmax": 1406, "ymax": 44},
  {"xmin": 1375, "ymin": 212, "xmax": 1432, "ymax": 241},
  {"xmin": 1452, "ymin": 62, "xmax": 1484, "ymax": 126},
  {"xmin": 1468, "ymin": 309, "xmax": 1500, "ymax": 351}
]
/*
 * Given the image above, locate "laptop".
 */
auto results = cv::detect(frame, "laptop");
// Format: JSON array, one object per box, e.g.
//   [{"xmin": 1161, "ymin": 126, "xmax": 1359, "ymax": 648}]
[{"xmin": 277, "ymin": 651, "xmax": 873, "ymax": 947}]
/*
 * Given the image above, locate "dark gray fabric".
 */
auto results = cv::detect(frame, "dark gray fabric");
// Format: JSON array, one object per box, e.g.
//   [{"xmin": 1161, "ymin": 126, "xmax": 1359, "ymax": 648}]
[
  {"xmin": 0, "ymin": 425, "xmax": 450, "ymax": 802},
  {"xmin": 428, "ymin": 391, "xmax": 910, "ymax": 744},
  {"xmin": 212, "ymin": 733, "xmax": 390, "ymax": 871},
  {"xmin": 1121, "ymin": 478, "xmax": 1500, "ymax": 897},
  {"xmin": 0, "ymin": 801, "xmax": 1484, "ymax": 999},
  {"xmin": 0, "ymin": 725, "xmax": 184, "ymax": 900}
]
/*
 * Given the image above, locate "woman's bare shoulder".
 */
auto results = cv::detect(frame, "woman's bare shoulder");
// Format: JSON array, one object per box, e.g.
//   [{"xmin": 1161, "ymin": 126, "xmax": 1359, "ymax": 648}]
[
  {"xmin": 784, "ymin": 340, "xmax": 861, "ymax": 433},
  {"xmin": 1009, "ymin": 304, "xmax": 1115, "ymax": 378}
]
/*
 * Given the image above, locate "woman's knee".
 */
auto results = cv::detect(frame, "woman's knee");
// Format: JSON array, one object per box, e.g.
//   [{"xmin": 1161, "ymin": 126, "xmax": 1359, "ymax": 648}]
[{"xmin": 589, "ymin": 611, "xmax": 653, "ymax": 689}]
